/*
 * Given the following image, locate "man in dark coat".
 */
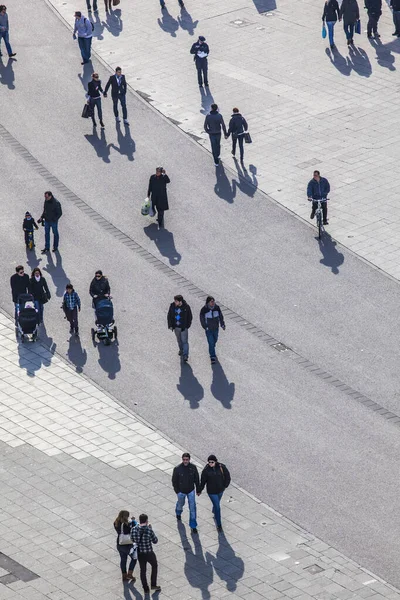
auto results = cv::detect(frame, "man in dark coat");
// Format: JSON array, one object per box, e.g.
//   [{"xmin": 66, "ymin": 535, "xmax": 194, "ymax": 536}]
[
  {"xmin": 307, "ymin": 170, "xmax": 330, "ymax": 225},
  {"xmin": 147, "ymin": 167, "xmax": 170, "ymax": 229},
  {"xmin": 391, "ymin": 0, "xmax": 400, "ymax": 36},
  {"xmin": 167, "ymin": 295, "xmax": 193, "ymax": 362},
  {"xmin": 204, "ymin": 104, "xmax": 227, "ymax": 167},
  {"xmin": 365, "ymin": 0, "xmax": 382, "ymax": 37},
  {"xmin": 104, "ymin": 66, "xmax": 129, "ymax": 125},
  {"xmin": 227, "ymin": 107, "xmax": 248, "ymax": 162},
  {"xmin": 199, "ymin": 454, "xmax": 231, "ymax": 532},
  {"xmin": 172, "ymin": 452, "xmax": 200, "ymax": 533},
  {"xmin": 10, "ymin": 265, "xmax": 29, "ymax": 321},
  {"xmin": 38, "ymin": 191, "xmax": 62, "ymax": 254},
  {"xmin": 190, "ymin": 35, "xmax": 209, "ymax": 87},
  {"xmin": 339, "ymin": 0, "xmax": 360, "ymax": 45}
]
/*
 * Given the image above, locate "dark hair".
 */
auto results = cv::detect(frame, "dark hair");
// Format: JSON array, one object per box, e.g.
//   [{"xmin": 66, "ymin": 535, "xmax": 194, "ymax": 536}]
[
  {"xmin": 182, "ymin": 452, "xmax": 190, "ymax": 459},
  {"xmin": 0, "ymin": 6, "xmax": 7, "ymax": 11},
  {"xmin": 32, "ymin": 267, "xmax": 42, "ymax": 277},
  {"xmin": 66, "ymin": 283, "xmax": 73, "ymax": 290},
  {"xmin": 44, "ymin": 191, "xmax": 53, "ymax": 198},
  {"xmin": 232, "ymin": 107, "xmax": 239, "ymax": 113},
  {"xmin": 139, "ymin": 514, "xmax": 148, "ymax": 524},
  {"xmin": 75, "ymin": 11, "xmax": 81, "ymax": 16},
  {"xmin": 174, "ymin": 295, "xmax": 183, "ymax": 302},
  {"xmin": 15, "ymin": 265, "xmax": 24, "ymax": 273},
  {"xmin": 211, "ymin": 103, "xmax": 218, "ymax": 111},
  {"xmin": 115, "ymin": 66, "xmax": 122, "ymax": 72},
  {"xmin": 313, "ymin": 170, "xmax": 320, "ymax": 176},
  {"xmin": 206, "ymin": 296, "xmax": 215, "ymax": 304},
  {"xmin": 95, "ymin": 270, "xmax": 103, "ymax": 276}
]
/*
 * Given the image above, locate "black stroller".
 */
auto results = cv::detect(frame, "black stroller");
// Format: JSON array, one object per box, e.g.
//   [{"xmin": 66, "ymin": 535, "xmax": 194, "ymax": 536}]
[
  {"xmin": 91, "ymin": 297, "xmax": 117, "ymax": 346},
  {"xmin": 16, "ymin": 294, "xmax": 39, "ymax": 342}
]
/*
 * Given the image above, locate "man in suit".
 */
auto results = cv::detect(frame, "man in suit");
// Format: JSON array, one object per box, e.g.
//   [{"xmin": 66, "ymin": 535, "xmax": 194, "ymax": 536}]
[{"xmin": 104, "ymin": 67, "xmax": 129, "ymax": 125}]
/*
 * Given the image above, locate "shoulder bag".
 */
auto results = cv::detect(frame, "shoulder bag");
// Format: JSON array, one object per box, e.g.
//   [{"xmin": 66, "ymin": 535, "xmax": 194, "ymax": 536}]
[{"xmin": 118, "ymin": 523, "xmax": 132, "ymax": 545}]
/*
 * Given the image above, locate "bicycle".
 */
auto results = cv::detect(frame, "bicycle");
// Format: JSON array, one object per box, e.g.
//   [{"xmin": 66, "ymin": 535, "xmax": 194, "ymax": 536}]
[
  {"xmin": 26, "ymin": 230, "xmax": 34, "ymax": 250},
  {"xmin": 309, "ymin": 198, "xmax": 328, "ymax": 240}
]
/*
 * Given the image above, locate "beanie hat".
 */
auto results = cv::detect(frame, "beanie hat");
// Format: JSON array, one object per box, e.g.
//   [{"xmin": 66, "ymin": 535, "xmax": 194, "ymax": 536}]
[{"xmin": 207, "ymin": 454, "xmax": 217, "ymax": 462}]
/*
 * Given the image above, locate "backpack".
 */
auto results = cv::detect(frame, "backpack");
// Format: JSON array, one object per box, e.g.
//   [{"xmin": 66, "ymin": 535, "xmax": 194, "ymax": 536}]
[{"xmin": 84, "ymin": 17, "xmax": 95, "ymax": 32}]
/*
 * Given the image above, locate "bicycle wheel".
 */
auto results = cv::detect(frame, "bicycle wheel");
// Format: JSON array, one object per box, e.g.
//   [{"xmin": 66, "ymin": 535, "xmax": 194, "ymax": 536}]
[{"xmin": 317, "ymin": 212, "xmax": 322, "ymax": 240}]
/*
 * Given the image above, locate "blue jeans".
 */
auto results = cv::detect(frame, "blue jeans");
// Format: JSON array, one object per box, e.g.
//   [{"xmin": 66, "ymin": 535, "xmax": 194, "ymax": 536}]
[
  {"xmin": 176, "ymin": 490, "xmax": 197, "ymax": 529},
  {"xmin": 209, "ymin": 133, "xmax": 221, "ymax": 165},
  {"xmin": 34, "ymin": 301, "xmax": 44, "ymax": 324},
  {"xmin": 117, "ymin": 545, "xmax": 136, "ymax": 574},
  {"xmin": 344, "ymin": 22, "xmax": 354, "ymax": 40},
  {"xmin": 208, "ymin": 492, "xmax": 223, "ymax": 527},
  {"xmin": 206, "ymin": 328, "xmax": 218, "ymax": 359},
  {"xmin": 326, "ymin": 21, "xmax": 335, "ymax": 46},
  {"xmin": 44, "ymin": 221, "xmax": 59, "ymax": 250},
  {"xmin": 0, "ymin": 31, "xmax": 12, "ymax": 55},
  {"xmin": 78, "ymin": 36, "xmax": 92, "ymax": 63}
]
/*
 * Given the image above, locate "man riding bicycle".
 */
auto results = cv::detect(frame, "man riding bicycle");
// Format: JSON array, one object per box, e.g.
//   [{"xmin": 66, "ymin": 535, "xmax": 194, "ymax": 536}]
[{"xmin": 307, "ymin": 170, "xmax": 330, "ymax": 225}]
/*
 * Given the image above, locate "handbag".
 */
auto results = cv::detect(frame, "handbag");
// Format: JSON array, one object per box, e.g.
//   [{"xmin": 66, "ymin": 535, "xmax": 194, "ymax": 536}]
[
  {"xmin": 355, "ymin": 19, "xmax": 361, "ymax": 34},
  {"xmin": 322, "ymin": 23, "xmax": 327, "ymax": 39},
  {"xmin": 82, "ymin": 103, "xmax": 91, "ymax": 119},
  {"xmin": 113, "ymin": 0, "xmax": 120, "ymax": 5},
  {"xmin": 118, "ymin": 524, "xmax": 132, "ymax": 546},
  {"xmin": 244, "ymin": 132, "xmax": 252, "ymax": 144},
  {"xmin": 141, "ymin": 198, "xmax": 151, "ymax": 216},
  {"xmin": 129, "ymin": 544, "xmax": 138, "ymax": 560}
]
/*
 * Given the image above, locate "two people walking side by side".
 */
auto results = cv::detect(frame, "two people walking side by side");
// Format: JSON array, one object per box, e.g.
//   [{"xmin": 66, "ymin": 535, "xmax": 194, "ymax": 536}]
[
  {"xmin": 167, "ymin": 295, "xmax": 192, "ymax": 362},
  {"xmin": 86, "ymin": 72, "xmax": 105, "ymax": 128},
  {"xmin": 322, "ymin": 0, "xmax": 340, "ymax": 49},
  {"xmin": 172, "ymin": 452, "xmax": 200, "ymax": 533},
  {"xmin": 200, "ymin": 455, "xmax": 231, "ymax": 532}
]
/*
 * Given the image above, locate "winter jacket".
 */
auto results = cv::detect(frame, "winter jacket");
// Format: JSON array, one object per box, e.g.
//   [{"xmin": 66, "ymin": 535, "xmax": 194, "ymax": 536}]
[
  {"xmin": 391, "ymin": 0, "xmax": 400, "ymax": 10},
  {"xmin": 204, "ymin": 111, "xmax": 227, "ymax": 136},
  {"xmin": 307, "ymin": 177, "xmax": 330, "ymax": 200},
  {"xmin": 227, "ymin": 113, "xmax": 248, "ymax": 138},
  {"xmin": 340, "ymin": 0, "xmax": 360, "ymax": 23},
  {"xmin": 147, "ymin": 174, "xmax": 170, "ymax": 211},
  {"xmin": 365, "ymin": 0, "xmax": 381, "ymax": 14},
  {"xmin": 322, "ymin": 0, "xmax": 340, "ymax": 21},
  {"xmin": 200, "ymin": 462, "xmax": 231, "ymax": 495},
  {"xmin": 29, "ymin": 276, "xmax": 51, "ymax": 304},
  {"xmin": 40, "ymin": 197, "xmax": 62, "ymax": 222},
  {"xmin": 190, "ymin": 41, "xmax": 209, "ymax": 62},
  {"xmin": 0, "ymin": 12, "xmax": 9, "ymax": 32},
  {"xmin": 89, "ymin": 276, "xmax": 110, "ymax": 298},
  {"xmin": 10, "ymin": 273, "xmax": 30, "ymax": 303},
  {"xmin": 87, "ymin": 79, "xmax": 104, "ymax": 100},
  {"xmin": 23, "ymin": 217, "xmax": 38, "ymax": 232},
  {"xmin": 73, "ymin": 16, "xmax": 93, "ymax": 38},
  {"xmin": 200, "ymin": 303, "xmax": 225, "ymax": 331},
  {"xmin": 167, "ymin": 300, "xmax": 193, "ymax": 331},
  {"xmin": 172, "ymin": 462, "xmax": 200, "ymax": 494}
]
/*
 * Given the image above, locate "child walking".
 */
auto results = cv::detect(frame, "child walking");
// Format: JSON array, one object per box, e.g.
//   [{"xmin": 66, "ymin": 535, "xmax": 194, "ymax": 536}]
[
  {"xmin": 62, "ymin": 283, "xmax": 81, "ymax": 335},
  {"xmin": 23, "ymin": 211, "xmax": 39, "ymax": 249}
]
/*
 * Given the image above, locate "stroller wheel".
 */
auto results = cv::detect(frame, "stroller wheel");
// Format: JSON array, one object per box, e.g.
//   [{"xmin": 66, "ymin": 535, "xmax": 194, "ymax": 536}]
[
  {"xmin": 104, "ymin": 337, "xmax": 111, "ymax": 346},
  {"xmin": 21, "ymin": 335, "xmax": 25, "ymax": 344},
  {"xmin": 114, "ymin": 326, "xmax": 118, "ymax": 339},
  {"xmin": 91, "ymin": 328, "xmax": 96, "ymax": 341}
]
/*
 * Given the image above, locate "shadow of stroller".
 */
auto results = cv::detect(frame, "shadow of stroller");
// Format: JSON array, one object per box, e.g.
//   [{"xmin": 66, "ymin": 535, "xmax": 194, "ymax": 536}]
[
  {"xmin": 67, "ymin": 334, "xmax": 87, "ymax": 374},
  {"xmin": 85, "ymin": 126, "xmax": 111, "ymax": 163},
  {"xmin": 211, "ymin": 362, "xmax": 235, "ymax": 409},
  {"xmin": 18, "ymin": 324, "xmax": 56, "ymax": 377},
  {"xmin": 109, "ymin": 123, "xmax": 135, "ymax": 162},
  {"xmin": 177, "ymin": 6, "xmax": 199, "ymax": 35},
  {"xmin": 0, "ymin": 56, "xmax": 16, "ymax": 89},
  {"xmin": 42, "ymin": 251, "xmax": 69, "ymax": 297},
  {"xmin": 209, "ymin": 530, "xmax": 245, "ymax": 592},
  {"xmin": 214, "ymin": 165, "xmax": 236, "ymax": 204},
  {"xmin": 369, "ymin": 37, "xmax": 396, "ymax": 70},
  {"xmin": 102, "ymin": 8, "xmax": 123, "ymax": 36},
  {"xmin": 158, "ymin": 8, "xmax": 179, "ymax": 37},
  {"xmin": 143, "ymin": 223, "xmax": 182, "ymax": 265},
  {"xmin": 97, "ymin": 338, "xmax": 121, "ymax": 379},
  {"xmin": 178, "ymin": 522, "xmax": 213, "ymax": 600},
  {"xmin": 200, "ymin": 86, "xmax": 215, "ymax": 116},
  {"xmin": 176, "ymin": 362, "xmax": 204, "ymax": 409},
  {"xmin": 319, "ymin": 233, "xmax": 344, "ymax": 274}
]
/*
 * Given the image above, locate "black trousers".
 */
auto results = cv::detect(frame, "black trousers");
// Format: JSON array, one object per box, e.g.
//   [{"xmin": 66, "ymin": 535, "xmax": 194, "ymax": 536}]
[
  {"xmin": 232, "ymin": 135, "xmax": 244, "ymax": 160},
  {"xmin": 311, "ymin": 200, "xmax": 328, "ymax": 222},
  {"xmin": 24, "ymin": 230, "xmax": 34, "ymax": 245},
  {"xmin": 65, "ymin": 307, "xmax": 79, "ymax": 332},
  {"xmin": 152, "ymin": 205, "xmax": 165, "ymax": 227},
  {"xmin": 138, "ymin": 551, "xmax": 158, "ymax": 591},
  {"xmin": 196, "ymin": 59, "xmax": 208, "ymax": 86},
  {"xmin": 367, "ymin": 12, "xmax": 380, "ymax": 35}
]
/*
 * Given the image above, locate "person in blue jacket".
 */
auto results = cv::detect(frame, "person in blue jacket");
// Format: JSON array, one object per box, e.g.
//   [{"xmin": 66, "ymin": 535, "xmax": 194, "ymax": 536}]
[{"xmin": 307, "ymin": 170, "xmax": 330, "ymax": 225}]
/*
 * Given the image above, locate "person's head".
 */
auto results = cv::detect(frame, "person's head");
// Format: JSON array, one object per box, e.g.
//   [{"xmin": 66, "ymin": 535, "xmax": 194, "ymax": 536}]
[
  {"xmin": 0, "ymin": 6, "xmax": 7, "ymax": 14},
  {"xmin": 25, "ymin": 211, "xmax": 32, "ymax": 219},
  {"xmin": 207, "ymin": 454, "xmax": 217, "ymax": 467},
  {"xmin": 95, "ymin": 270, "xmax": 103, "ymax": 279},
  {"xmin": 15, "ymin": 265, "xmax": 25, "ymax": 277},
  {"xmin": 210, "ymin": 103, "xmax": 218, "ymax": 112},
  {"xmin": 74, "ymin": 10, "xmax": 81, "ymax": 18},
  {"xmin": 232, "ymin": 107, "xmax": 239, "ymax": 114},
  {"xmin": 32, "ymin": 267, "xmax": 42, "ymax": 279},
  {"xmin": 198, "ymin": 35, "xmax": 206, "ymax": 43},
  {"xmin": 115, "ymin": 67, "xmax": 122, "ymax": 75},
  {"xmin": 313, "ymin": 170, "xmax": 320, "ymax": 181},
  {"xmin": 206, "ymin": 295, "xmax": 215, "ymax": 308},
  {"xmin": 114, "ymin": 510, "xmax": 130, "ymax": 526},
  {"xmin": 66, "ymin": 283, "xmax": 74, "ymax": 294},
  {"xmin": 44, "ymin": 191, "xmax": 53, "ymax": 201},
  {"xmin": 139, "ymin": 514, "xmax": 148, "ymax": 525},
  {"xmin": 174, "ymin": 294, "xmax": 183, "ymax": 307},
  {"xmin": 156, "ymin": 166, "xmax": 164, "ymax": 176},
  {"xmin": 182, "ymin": 452, "xmax": 191, "ymax": 464},
  {"xmin": 92, "ymin": 72, "xmax": 99, "ymax": 81}
]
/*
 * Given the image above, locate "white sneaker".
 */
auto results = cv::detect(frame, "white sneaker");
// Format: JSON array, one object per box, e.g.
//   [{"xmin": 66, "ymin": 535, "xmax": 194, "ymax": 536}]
[{"xmin": 116, "ymin": 117, "xmax": 121, "ymax": 123}]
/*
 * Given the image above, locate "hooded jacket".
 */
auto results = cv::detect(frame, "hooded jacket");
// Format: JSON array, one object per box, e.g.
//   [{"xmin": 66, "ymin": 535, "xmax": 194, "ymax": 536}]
[
  {"xmin": 200, "ymin": 462, "xmax": 231, "ymax": 495},
  {"xmin": 339, "ymin": 0, "xmax": 360, "ymax": 23},
  {"xmin": 204, "ymin": 111, "xmax": 227, "ymax": 136},
  {"xmin": 227, "ymin": 113, "xmax": 248, "ymax": 138},
  {"xmin": 89, "ymin": 276, "xmax": 110, "ymax": 298},
  {"xmin": 40, "ymin": 197, "xmax": 62, "ymax": 222},
  {"xmin": 0, "ymin": 12, "xmax": 9, "ymax": 32},
  {"xmin": 167, "ymin": 300, "xmax": 193, "ymax": 331},
  {"xmin": 200, "ymin": 303, "xmax": 225, "ymax": 331},
  {"xmin": 322, "ymin": 0, "xmax": 340, "ymax": 21},
  {"xmin": 73, "ymin": 16, "xmax": 93, "ymax": 38},
  {"xmin": 172, "ymin": 462, "xmax": 200, "ymax": 494}
]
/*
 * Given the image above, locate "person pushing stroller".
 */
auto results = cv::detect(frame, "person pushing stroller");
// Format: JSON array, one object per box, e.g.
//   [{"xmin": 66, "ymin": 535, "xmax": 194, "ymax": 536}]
[{"xmin": 89, "ymin": 270, "xmax": 110, "ymax": 306}]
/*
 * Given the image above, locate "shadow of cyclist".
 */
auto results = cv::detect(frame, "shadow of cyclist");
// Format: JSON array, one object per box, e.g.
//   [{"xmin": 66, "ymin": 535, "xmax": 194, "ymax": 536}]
[{"xmin": 319, "ymin": 233, "xmax": 344, "ymax": 275}]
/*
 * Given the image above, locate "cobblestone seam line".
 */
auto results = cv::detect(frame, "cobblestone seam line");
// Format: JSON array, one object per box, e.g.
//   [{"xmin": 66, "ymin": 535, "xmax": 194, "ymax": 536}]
[{"xmin": 0, "ymin": 123, "xmax": 396, "ymax": 427}]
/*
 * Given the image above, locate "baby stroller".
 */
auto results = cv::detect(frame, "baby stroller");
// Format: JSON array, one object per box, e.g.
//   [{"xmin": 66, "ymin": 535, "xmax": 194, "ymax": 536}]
[
  {"xmin": 91, "ymin": 297, "xmax": 117, "ymax": 346},
  {"xmin": 16, "ymin": 294, "xmax": 39, "ymax": 342}
]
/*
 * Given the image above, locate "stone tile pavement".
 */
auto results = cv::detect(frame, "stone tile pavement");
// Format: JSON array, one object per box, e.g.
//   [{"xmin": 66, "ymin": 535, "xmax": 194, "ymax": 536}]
[
  {"xmin": 49, "ymin": 0, "xmax": 400, "ymax": 280},
  {"xmin": 0, "ymin": 311, "xmax": 399, "ymax": 600}
]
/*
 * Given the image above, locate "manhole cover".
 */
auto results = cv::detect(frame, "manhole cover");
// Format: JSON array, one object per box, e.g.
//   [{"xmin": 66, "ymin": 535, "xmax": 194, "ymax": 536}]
[
  {"xmin": 305, "ymin": 564, "xmax": 325, "ymax": 575},
  {"xmin": 229, "ymin": 18, "xmax": 254, "ymax": 27}
]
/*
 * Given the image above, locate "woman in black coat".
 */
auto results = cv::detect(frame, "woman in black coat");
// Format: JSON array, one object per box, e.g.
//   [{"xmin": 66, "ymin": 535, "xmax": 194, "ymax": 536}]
[
  {"xmin": 89, "ymin": 270, "xmax": 110, "ymax": 306},
  {"xmin": 340, "ymin": 0, "xmax": 360, "ymax": 45},
  {"xmin": 29, "ymin": 267, "xmax": 51, "ymax": 324},
  {"xmin": 147, "ymin": 167, "xmax": 170, "ymax": 229},
  {"xmin": 86, "ymin": 73, "xmax": 105, "ymax": 128},
  {"xmin": 322, "ymin": 0, "xmax": 341, "ymax": 49}
]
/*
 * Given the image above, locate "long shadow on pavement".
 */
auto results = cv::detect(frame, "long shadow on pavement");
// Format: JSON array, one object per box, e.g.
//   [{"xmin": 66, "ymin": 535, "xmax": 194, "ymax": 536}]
[
  {"xmin": 200, "ymin": 86, "xmax": 215, "ymax": 116},
  {"xmin": 319, "ymin": 233, "xmax": 344, "ymax": 275},
  {"xmin": 67, "ymin": 334, "xmax": 87, "ymax": 374},
  {"xmin": 85, "ymin": 126, "xmax": 111, "ymax": 163},
  {"xmin": 348, "ymin": 44, "xmax": 372, "ymax": 77},
  {"xmin": 0, "ymin": 57, "xmax": 16, "ymax": 89},
  {"xmin": 78, "ymin": 61, "xmax": 94, "ymax": 91},
  {"xmin": 233, "ymin": 159, "xmax": 258, "ymax": 198},
  {"xmin": 209, "ymin": 530, "xmax": 245, "ymax": 593},
  {"xmin": 93, "ymin": 11, "xmax": 105, "ymax": 40},
  {"xmin": 102, "ymin": 8, "xmax": 123, "ymax": 36},
  {"xmin": 123, "ymin": 579, "xmax": 143, "ymax": 600},
  {"xmin": 211, "ymin": 362, "xmax": 235, "ymax": 409},
  {"xmin": 144, "ymin": 223, "xmax": 182, "ymax": 265},
  {"xmin": 110, "ymin": 123, "xmax": 136, "ymax": 162},
  {"xmin": 96, "ymin": 338, "xmax": 121, "ymax": 379},
  {"xmin": 42, "ymin": 251, "xmax": 69, "ymax": 298},
  {"xmin": 158, "ymin": 8, "xmax": 179, "ymax": 37},
  {"xmin": 369, "ymin": 38, "xmax": 396, "ymax": 71},
  {"xmin": 214, "ymin": 165, "xmax": 236, "ymax": 204},
  {"xmin": 25, "ymin": 247, "xmax": 42, "ymax": 272},
  {"xmin": 325, "ymin": 47, "xmax": 352, "ymax": 76},
  {"xmin": 176, "ymin": 361, "xmax": 204, "ymax": 409},
  {"xmin": 18, "ymin": 324, "xmax": 56, "ymax": 377},
  {"xmin": 178, "ymin": 522, "xmax": 213, "ymax": 600},
  {"xmin": 177, "ymin": 6, "xmax": 199, "ymax": 36}
]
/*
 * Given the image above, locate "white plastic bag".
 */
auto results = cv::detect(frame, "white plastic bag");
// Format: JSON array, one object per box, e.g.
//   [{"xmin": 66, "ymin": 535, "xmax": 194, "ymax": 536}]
[
  {"xmin": 141, "ymin": 197, "xmax": 151, "ymax": 216},
  {"xmin": 149, "ymin": 204, "xmax": 155, "ymax": 217}
]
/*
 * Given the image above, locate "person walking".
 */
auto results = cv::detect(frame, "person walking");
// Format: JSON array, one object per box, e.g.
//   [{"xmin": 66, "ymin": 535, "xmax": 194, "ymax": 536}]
[
  {"xmin": 23, "ymin": 211, "xmax": 39, "ymax": 249},
  {"xmin": 10, "ymin": 265, "xmax": 29, "ymax": 321},
  {"xmin": 167, "ymin": 295, "xmax": 192, "ymax": 362},
  {"xmin": 322, "ymin": 0, "xmax": 341, "ymax": 49},
  {"xmin": 199, "ymin": 455, "xmax": 231, "ymax": 532},
  {"xmin": 73, "ymin": 11, "xmax": 93, "ymax": 65},
  {"xmin": 190, "ymin": 35, "xmax": 209, "ymax": 88},
  {"xmin": 38, "ymin": 191, "xmax": 62, "ymax": 254},
  {"xmin": 0, "ymin": 6, "xmax": 16, "ymax": 58},
  {"xmin": 104, "ymin": 67, "xmax": 129, "ymax": 125},
  {"xmin": 227, "ymin": 108, "xmax": 248, "ymax": 163},
  {"xmin": 89, "ymin": 270, "xmax": 110, "ymax": 305},
  {"xmin": 307, "ymin": 170, "xmax": 330, "ymax": 225},
  {"xmin": 340, "ymin": 0, "xmax": 360, "ymax": 45},
  {"xmin": 29, "ymin": 267, "xmax": 51, "ymax": 324},
  {"xmin": 365, "ymin": 0, "xmax": 382, "ymax": 38},
  {"xmin": 86, "ymin": 72, "xmax": 105, "ymax": 128},
  {"xmin": 62, "ymin": 283, "xmax": 81, "ymax": 336},
  {"xmin": 86, "ymin": 0, "xmax": 98, "ymax": 13},
  {"xmin": 200, "ymin": 296, "xmax": 225, "ymax": 365},
  {"xmin": 204, "ymin": 104, "xmax": 227, "ymax": 167},
  {"xmin": 147, "ymin": 167, "xmax": 170, "ymax": 229},
  {"xmin": 390, "ymin": 0, "xmax": 400, "ymax": 35},
  {"xmin": 131, "ymin": 514, "xmax": 161, "ymax": 594},
  {"xmin": 114, "ymin": 511, "xmax": 137, "ymax": 583},
  {"xmin": 172, "ymin": 453, "xmax": 200, "ymax": 533}
]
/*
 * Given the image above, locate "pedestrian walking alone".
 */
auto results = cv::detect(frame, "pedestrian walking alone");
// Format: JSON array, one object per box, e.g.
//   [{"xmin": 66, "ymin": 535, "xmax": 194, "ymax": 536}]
[
  {"xmin": 200, "ymin": 296, "xmax": 225, "ymax": 364},
  {"xmin": 147, "ymin": 167, "xmax": 170, "ymax": 229},
  {"xmin": 391, "ymin": 0, "xmax": 400, "ymax": 35},
  {"xmin": 62, "ymin": 283, "xmax": 81, "ymax": 336},
  {"xmin": 307, "ymin": 170, "xmax": 330, "ymax": 225},
  {"xmin": 204, "ymin": 104, "xmax": 227, "ymax": 167},
  {"xmin": 131, "ymin": 515, "xmax": 161, "ymax": 594},
  {"xmin": 172, "ymin": 453, "xmax": 200, "ymax": 533},
  {"xmin": 199, "ymin": 455, "xmax": 231, "ymax": 532},
  {"xmin": 340, "ymin": 0, "xmax": 360, "ymax": 45},
  {"xmin": 190, "ymin": 35, "xmax": 209, "ymax": 88},
  {"xmin": 114, "ymin": 510, "xmax": 137, "ymax": 583},
  {"xmin": 104, "ymin": 67, "xmax": 129, "ymax": 125},
  {"xmin": 167, "ymin": 295, "xmax": 192, "ymax": 362},
  {"xmin": 38, "ymin": 191, "xmax": 62, "ymax": 254},
  {"xmin": 86, "ymin": 72, "xmax": 105, "ymax": 128},
  {"xmin": 227, "ymin": 108, "xmax": 248, "ymax": 163},
  {"xmin": 10, "ymin": 265, "xmax": 29, "ymax": 321},
  {"xmin": 365, "ymin": 0, "xmax": 381, "ymax": 37},
  {"xmin": 23, "ymin": 211, "xmax": 39, "ymax": 249},
  {"xmin": 73, "ymin": 11, "xmax": 93, "ymax": 65},
  {"xmin": 29, "ymin": 268, "xmax": 51, "ymax": 324},
  {"xmin": 0, "ymin": 5, "xmax": 16, "ymax": 58},
  {"xmin": 322, "ymin": 0, "xmax": 340, "ymax": 49}
]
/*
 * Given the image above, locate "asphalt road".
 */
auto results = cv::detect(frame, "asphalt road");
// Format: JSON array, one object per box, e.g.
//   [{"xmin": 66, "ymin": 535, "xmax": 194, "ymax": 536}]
[{"xmin": 2, "ymin": 0, "xmax": 400, "ymax": 587}]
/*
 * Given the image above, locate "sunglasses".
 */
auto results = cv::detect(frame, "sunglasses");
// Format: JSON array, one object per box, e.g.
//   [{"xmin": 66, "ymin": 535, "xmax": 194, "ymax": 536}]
[
  {"xmin": 18, "ymin": 270, "xmax": 24, "ymax": 274},
  {"xmin": 95, "ymin": 274, "xmax": 102, "ymax": 278},
  {"xmin": 208, "ymin": 460, "xmax": 215, "ymax": 464}
]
